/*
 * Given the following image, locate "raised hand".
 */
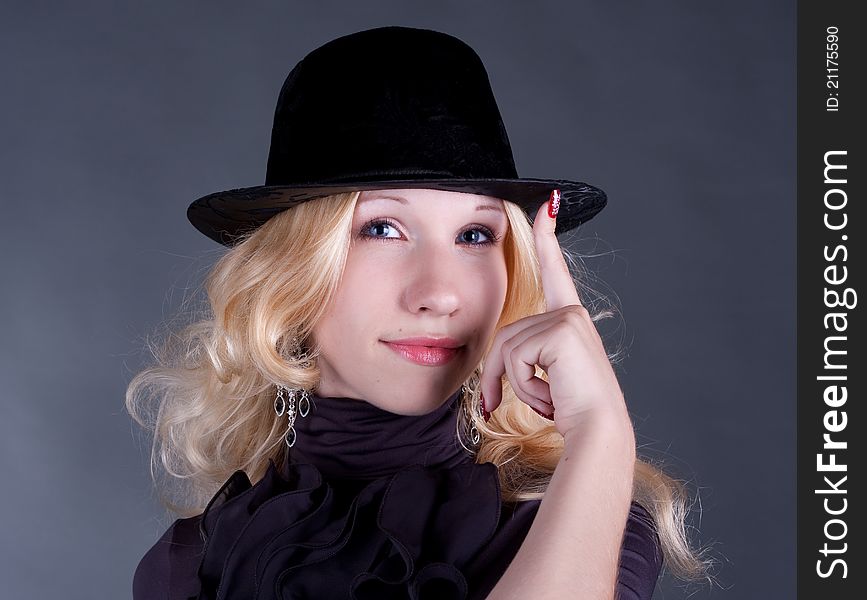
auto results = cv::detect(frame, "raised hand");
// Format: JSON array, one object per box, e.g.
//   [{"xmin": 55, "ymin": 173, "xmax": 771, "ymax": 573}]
[{"xmin": 479, "ymin": 190, "xmax": 631, "ymax": 441}]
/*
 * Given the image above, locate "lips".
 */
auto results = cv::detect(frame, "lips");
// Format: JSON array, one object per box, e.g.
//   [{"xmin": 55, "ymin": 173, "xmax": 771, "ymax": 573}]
[
  {"xmin": 384, "ymin": 336, "xmax": 463, "ymax": 349},
  {"xmin": 382, "ymin": 341, "xmax": 463, "ymax": 366}
]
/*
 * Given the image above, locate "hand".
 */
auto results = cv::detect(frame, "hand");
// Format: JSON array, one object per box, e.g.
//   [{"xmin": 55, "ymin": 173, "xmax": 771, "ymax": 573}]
[{"xmin": 479, "ymin": 190, "xmax": 631, "ymax": 441}]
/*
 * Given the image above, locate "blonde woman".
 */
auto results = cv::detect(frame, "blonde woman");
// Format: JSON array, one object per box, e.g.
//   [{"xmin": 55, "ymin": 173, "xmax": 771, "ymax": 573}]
[{"xmin": 128, "ymin": 26, "xmax": 711, "ymax": 599}]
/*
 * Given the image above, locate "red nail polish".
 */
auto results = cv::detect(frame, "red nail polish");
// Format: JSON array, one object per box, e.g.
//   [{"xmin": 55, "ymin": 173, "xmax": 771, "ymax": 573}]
[
  {"xmin": 548, "ymin": 189, "xmax": 560, "ymax": 218},
  {"xmin": 532, "ymin": 406, "xmax": 555, "ymax": 421}
]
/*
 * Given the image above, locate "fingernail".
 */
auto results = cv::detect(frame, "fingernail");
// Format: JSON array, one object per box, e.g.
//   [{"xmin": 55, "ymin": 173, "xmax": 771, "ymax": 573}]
[
  {"xmin": 548, "ymin": 189, "xmax": 560, "ymax": 219},
  {"xmin": 532, "ymin": 406, "xmax": 555, "ymax": 421}
]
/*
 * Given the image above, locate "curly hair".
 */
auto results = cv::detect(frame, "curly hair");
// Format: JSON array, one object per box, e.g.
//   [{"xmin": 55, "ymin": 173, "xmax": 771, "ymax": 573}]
[{"xmin": 126, "ymin": 190, "xmax": 714, "ymax": 585}]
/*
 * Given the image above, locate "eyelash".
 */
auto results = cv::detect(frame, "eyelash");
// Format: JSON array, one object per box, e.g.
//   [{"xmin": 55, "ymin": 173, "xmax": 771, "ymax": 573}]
[{"xmin": 359, "ymin": 218, "xmax": 502, "ymax": 247}]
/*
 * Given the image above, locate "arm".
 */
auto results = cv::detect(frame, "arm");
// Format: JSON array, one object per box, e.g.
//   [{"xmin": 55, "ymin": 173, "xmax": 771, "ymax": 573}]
[{"xmin": 486, "ymin": 410, "xmax": 637, "ymax": 600}]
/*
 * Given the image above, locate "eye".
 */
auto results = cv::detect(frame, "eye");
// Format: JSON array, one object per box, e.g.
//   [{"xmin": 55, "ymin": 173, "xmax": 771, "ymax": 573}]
[
  {"xmin": 358, "ymin": 218, "xmax": 501, "ymax": 247},
  {"xmin": 362, "ymin": 218, "xmax": 401, "ymax": 240}
]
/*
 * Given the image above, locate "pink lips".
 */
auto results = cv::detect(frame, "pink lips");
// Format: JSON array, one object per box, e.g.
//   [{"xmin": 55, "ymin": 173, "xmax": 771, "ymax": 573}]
[{"xmin": 382, "ymin": 341, "xmax": 463, "ymax": 366}]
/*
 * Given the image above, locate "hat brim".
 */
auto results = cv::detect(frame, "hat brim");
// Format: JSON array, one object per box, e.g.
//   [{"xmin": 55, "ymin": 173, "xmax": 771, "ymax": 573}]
[{"xmin": 186, "ymin": 177, "xmax": 607, "ymax": 247}]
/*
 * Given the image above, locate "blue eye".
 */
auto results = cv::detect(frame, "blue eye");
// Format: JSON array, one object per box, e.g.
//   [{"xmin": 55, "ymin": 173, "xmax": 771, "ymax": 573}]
[{"xmin": 359, "ymin": 218, "xmax": 501, "ymax": 247}]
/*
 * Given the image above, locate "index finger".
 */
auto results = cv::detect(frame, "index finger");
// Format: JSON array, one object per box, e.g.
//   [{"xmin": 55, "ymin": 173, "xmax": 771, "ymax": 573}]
[{"xmin": 532, "ymin": 189, "xmax": 583, "ymax": 310}]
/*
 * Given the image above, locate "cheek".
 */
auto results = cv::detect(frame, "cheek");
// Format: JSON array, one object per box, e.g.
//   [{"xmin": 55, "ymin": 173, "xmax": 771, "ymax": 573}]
[
  {"xmin": 327, "ymin": 259, "xmax": 394, "ymax": 333},
  {"xmin": 462, "ymin": 257, "xmax": 508, "ymax": 324}
]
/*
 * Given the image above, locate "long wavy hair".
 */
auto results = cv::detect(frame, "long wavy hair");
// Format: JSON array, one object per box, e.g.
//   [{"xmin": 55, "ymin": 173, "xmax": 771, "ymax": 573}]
[{"xmin": 126, "ymin": 190, "xmax": 714, "ymax": 585}]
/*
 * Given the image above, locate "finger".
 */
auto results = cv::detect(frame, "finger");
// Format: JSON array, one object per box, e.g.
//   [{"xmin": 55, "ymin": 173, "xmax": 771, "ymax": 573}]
[
  {"xmin": 481, "ymin": 315, "xmax": 556, "ymax": 414},
  {"xmin": 533, "ymin": 189, "xmax": 584, "ymax": 310},
  {"xmin": 500, "ymin": 322, "xmax": 555, "ymax": 410}
]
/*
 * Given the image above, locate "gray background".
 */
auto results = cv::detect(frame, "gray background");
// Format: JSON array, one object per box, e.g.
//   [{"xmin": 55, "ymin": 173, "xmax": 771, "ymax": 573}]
[{"xmin": 0, "ymin": 1, "xmax": 794, "ymax": 598}]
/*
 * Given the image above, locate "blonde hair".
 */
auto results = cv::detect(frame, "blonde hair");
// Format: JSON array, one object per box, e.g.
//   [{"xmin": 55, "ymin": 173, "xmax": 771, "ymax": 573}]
[{"xmin": 126, "ymin": 191, "xmax": 714, "ymax": 585}]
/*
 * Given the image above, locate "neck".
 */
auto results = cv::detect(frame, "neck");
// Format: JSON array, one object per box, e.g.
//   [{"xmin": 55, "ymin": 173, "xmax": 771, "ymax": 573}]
[{"xmin": 285, "ymin": 388, "xmax": 474, "ymax": 482}]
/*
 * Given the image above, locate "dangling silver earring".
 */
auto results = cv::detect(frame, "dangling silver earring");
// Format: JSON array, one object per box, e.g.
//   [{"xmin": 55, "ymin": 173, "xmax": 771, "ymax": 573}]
[
  {"xmin": 275, "ymin": 385, "xmax": 311, "ymax": 447},
  {"xmin": 461, "ymin": 383, "xmax": 482, "ymax": 446},
  {"xmin": 275, "ymin": 335, "xmax": 313, "ymax": 448}
]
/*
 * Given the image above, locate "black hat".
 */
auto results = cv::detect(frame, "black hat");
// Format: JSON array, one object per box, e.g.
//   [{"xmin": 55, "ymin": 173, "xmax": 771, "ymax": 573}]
[{"xmin": 187, "ymin": 25, "xmax": 607, "ymax": 247}]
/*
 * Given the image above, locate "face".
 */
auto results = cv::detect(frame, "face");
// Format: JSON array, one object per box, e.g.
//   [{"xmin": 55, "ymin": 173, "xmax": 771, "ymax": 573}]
[{"xmin": 309, "ymin": 188, "xmax": 509, "ymax": 415}]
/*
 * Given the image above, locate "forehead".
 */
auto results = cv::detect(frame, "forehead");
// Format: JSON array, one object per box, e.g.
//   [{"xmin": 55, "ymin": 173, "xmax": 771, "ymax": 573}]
[{"xmin": 357, "ymin": 189, "xmax": 505, "ymax": 213}]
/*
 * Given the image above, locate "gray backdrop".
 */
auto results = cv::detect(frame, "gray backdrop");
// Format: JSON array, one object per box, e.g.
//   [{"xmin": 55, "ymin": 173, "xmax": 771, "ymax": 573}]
[{"xmin": 0, "ymin": 1, "xmax": 794, "ymax": 598}]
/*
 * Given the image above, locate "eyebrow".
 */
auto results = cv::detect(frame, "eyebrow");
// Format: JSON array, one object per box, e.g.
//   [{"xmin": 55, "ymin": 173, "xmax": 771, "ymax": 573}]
[{"xmin": 358, "ymin": 194, "xmax": 505, "ymax": 213}]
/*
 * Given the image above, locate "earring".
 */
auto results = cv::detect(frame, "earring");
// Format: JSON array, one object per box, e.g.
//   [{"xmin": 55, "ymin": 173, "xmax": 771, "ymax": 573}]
[
  {"xmin": 461, "ymin": 383, "xmax": 482, "ymax": 445},
  {"xmin": 275, "ymin": 335, "xmax": 313, "ymax": 448},
  {"xmin": 274, "ymin": 385, "xmax": 310, "ymax": 447}
]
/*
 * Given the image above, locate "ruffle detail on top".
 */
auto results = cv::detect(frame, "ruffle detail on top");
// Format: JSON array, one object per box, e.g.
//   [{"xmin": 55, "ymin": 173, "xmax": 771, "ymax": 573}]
[{"xmin": 193, "ymin": 458, "xmax": 503, "ymax": 600}]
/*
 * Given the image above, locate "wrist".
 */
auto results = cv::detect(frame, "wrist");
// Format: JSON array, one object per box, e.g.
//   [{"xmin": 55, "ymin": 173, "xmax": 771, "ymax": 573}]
[{"xmin": 561, "ymin": 408, "xmax": 636, "ymax": 460}]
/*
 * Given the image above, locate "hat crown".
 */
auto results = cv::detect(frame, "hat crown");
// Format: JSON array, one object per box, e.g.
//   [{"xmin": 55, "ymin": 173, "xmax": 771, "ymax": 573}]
[
  {"xmin": 186, "ymin": 25, "xmax": 608, "ymax": 247},
  {"xmin": 264, "ymin": 26, "xmax": 518, "ymax": 186}
]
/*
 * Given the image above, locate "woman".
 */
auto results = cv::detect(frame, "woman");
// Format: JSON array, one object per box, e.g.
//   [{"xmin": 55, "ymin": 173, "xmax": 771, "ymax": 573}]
[{"xmin": 128, "ymin": 26, "xmax": 711, "ymax": 599}]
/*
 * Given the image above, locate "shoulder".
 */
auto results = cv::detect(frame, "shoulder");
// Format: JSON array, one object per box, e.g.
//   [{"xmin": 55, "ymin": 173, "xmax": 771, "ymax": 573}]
[
  {"xmin": 505, "ymin": 499, "xmax": 663, "ymax": 598},
  {"xmin": 618, "ymin": 501, "xmax": 664, "ymax": 599},
  {"xmin": 624, "ymin": 501, "xmax": 663, "ymax": 558},
  {"xmin": 132, "ymin": 515, "xmax": 204, "ymax": 600}
]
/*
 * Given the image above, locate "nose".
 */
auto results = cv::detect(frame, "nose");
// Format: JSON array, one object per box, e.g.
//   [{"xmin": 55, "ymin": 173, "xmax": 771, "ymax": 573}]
[{"xmin": 403, "ymin": 251, "xmax": 462, "ymax": 315}]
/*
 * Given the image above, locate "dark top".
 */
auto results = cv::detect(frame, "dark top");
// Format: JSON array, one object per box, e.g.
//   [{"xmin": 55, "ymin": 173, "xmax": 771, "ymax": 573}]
[{"xmin": 133, "ymin": 389, "xmax": 662, "ymax": 599}]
